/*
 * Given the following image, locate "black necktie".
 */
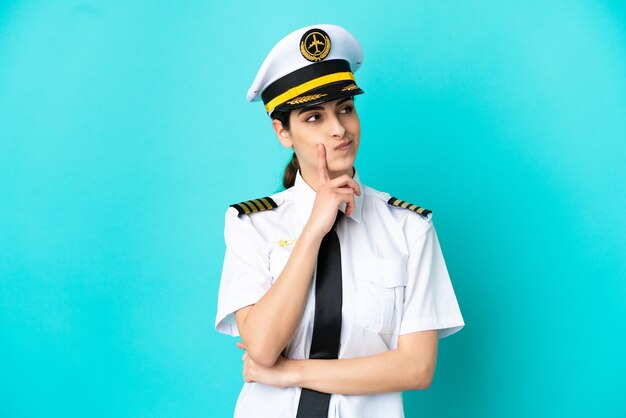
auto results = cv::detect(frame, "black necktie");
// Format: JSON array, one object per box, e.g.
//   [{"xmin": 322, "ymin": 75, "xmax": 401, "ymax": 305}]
[{"xmin": 296, "ymin": 212, "xmax": 343, "ymax": 418}]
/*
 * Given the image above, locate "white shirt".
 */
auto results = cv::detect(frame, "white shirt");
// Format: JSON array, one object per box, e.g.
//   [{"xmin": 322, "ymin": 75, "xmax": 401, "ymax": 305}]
[{"xmin": 216, "ymin": 170, "xmax": 464, "ymax": 418}]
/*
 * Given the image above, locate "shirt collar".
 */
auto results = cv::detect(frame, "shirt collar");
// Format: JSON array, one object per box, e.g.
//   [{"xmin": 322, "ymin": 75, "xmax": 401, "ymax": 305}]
[{"xmin": 293, "ymin": 169, "xmax": 364, "ymax": 225}]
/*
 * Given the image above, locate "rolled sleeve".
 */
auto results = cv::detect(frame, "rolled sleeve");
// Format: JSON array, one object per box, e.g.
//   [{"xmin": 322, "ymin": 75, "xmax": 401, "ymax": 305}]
[
  {"xmin": 400, "ymin": 221, "xmax": 465, "ymax": 338},
  {"xmin": 215, "ymin": 209, "xmax": 273, "ymax": 336}
]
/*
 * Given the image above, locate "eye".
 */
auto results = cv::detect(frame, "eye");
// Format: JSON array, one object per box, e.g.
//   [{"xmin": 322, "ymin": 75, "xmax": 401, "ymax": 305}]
[
  {"xmin": 339, "ymin": 105, "xmax": 354, "ymax": 114},
  {"xmin": 304, "ymin": 112, "xmax": 322, "ymax": 122}
]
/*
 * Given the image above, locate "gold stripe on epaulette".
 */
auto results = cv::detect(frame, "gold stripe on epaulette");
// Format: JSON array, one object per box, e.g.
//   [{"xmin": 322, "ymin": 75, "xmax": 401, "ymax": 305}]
[
  {"xmin": 387, "ymin": 197, "xmax": 432, "ymax": 218},
  {"xmin": 245, "ymin": 200, "xmax": 261, "ymax": 212},
  {"xmin": 234, "ymin": 202, "xmax": 251, "ymax": 215},
  {"xmin": 242, "ymin": 201, "xmax": 256, "ymax": 212},
  {"xmin": 259, "ymin": 198, "xmax": 273, "ymax": 210},
  {"xmin": 230, "ymin": 196, "xmax": 278, "ymax": 216},
  {"xmin": 250, "ymin": 199, "xmax": 264, "ymax": 211}
]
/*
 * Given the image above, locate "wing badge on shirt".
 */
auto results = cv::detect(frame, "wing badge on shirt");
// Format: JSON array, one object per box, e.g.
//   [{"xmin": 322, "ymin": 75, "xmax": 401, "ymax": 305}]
[{"xmin": 276, "ymin": 239, "xmax": 297, "ymax": 247}]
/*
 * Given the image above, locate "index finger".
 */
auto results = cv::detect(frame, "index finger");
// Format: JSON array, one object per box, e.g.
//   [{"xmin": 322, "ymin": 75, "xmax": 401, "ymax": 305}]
[{"xmin": 317, "ymin": 144, "xmax": 330, "ymax": 183}]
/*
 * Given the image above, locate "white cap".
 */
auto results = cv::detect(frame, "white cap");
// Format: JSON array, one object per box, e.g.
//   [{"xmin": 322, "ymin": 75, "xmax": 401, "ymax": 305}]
[{"xmin": 247, "ymin": 24, "xmax": 364, "ymax": 115}]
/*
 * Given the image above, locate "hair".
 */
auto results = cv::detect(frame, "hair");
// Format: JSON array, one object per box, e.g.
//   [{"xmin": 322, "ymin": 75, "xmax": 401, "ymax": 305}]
[{"xmin": 272, "ymin": 110, "xmax": 299, "ymax": 189}]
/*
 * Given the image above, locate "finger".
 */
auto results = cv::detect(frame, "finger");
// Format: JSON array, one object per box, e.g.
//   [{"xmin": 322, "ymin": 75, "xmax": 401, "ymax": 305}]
[
  {"xmin": 334, "ymin": 188, "xmax": 357, "ymax": 199},
  {"xmin": 335, "ymin": 176, "xmax": 361, "ymax": 196},
  {"xmin": 333, "ymin": 189, "xmax": 356, "ymax": 216},
  {"xmin": 347, "ymin": 199, "xmax": 355, "ymax": 217},
  {"xmin": 345, "ymin": 196, "xmax": 355, "ymax": 217},
  {"xmin": 317, "ymin": 144, "xmax": 330, "ymax": 183},
  {"xmin": 335, "ymin": 187, "xmax": 357, "ymax": 195},
  {"xmin": 236, "ymin": 342, "xmax": 246, "ymax": 350},
  {"xmin": 330, "ymin": 175, "xmax": 361, "ymax": 195}
]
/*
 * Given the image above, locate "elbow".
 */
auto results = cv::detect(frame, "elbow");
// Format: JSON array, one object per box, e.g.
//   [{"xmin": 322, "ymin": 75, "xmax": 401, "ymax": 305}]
[
  {"xmin": 245, "ymin": 340, "xmax": 281, "ymax": 368},
  {"xmin": 248, "ymin": 351, "xmax": 279, "ymax": 368},
  {"xmin": 407, "ymin": 364, "xmax": 435, "ymax": 391},
  {"xmin": 413, "ymin": 374, "xmax": 433, "ymax": 390},
  {"xmin": 238, "ymin": 319, "xmax": 282, "ymax": 367}
]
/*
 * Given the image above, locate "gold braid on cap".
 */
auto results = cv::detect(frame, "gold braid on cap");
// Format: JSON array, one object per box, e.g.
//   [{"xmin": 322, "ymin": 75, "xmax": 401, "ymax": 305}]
[{"xmin": 286, "ymin": 94, "xmax": 328, "ymax": 105}]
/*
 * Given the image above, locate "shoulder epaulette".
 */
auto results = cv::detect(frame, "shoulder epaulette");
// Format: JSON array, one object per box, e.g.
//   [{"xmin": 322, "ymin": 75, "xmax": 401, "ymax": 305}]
[
  {"xmin": 387, "ymin": 197, "xmax": 432, "ymax": 218},
  {"xmin": 230, "ymin": 196, "xmax": 279, "ymax": 216}
]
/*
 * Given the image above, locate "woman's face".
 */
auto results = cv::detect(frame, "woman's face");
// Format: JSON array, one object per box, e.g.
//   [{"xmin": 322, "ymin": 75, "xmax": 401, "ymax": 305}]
[{"xmin": 274, "ymin": 97, "xmax": 360, "ymax": 185}]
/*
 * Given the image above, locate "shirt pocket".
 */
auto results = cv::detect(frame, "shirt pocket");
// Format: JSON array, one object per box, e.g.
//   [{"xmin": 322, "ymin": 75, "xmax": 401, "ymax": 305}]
[{"xmin": 353, "ymin": 258, "xmax": 407, "ymax": 334}]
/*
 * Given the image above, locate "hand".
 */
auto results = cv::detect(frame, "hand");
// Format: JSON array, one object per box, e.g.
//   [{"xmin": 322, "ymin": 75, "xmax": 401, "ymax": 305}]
[
  {"xmin": 236, "ymin": 342, "xmax": 298, "ymax": 388},
  {"xmin": 305, "ymin": 144, "xmax": 361, "ymax": 238}
]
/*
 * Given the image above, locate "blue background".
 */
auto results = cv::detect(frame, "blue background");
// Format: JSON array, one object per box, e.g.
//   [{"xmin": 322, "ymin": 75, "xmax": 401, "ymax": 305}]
[{"xmin": 1, "ymin": 1, "xmax": 625, "ymax": 417}]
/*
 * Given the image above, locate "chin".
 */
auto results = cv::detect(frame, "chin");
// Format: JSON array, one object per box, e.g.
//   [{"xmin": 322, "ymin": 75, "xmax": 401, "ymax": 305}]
[{"xmin": 327, "ymin": 159, "xmax": 356, "ymax": 176}]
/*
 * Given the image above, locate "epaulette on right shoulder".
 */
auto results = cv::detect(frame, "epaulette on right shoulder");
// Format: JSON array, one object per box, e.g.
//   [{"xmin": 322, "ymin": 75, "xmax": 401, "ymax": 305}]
[
  {"xmin": 387, "ymin": 196, "xmax": 432, "ymax": 219},
  {"xmin": 230, "ymin": 196, "xmax": 279, "ymax": 216}
]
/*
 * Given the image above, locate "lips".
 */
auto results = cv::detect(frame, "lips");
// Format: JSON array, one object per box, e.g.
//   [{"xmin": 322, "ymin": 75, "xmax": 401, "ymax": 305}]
[{"xmin": 335, "ymin": 140, "xmax": 353, "ymax": 150}]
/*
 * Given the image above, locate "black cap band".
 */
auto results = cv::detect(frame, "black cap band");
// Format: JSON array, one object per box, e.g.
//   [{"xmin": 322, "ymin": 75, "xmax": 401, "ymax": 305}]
[{"xmin": 261, "ymin": 59, "xmax": 353, "ymax": 111}]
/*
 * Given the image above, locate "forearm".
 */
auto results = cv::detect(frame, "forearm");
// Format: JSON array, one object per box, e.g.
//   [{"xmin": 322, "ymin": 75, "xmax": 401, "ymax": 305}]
[
  {"xmin": 289, "ymin": 350, "xmax": 433, "ymax": 395},
  {"xmin": 238, "ymin": 225, "xmax": 323, "ymax": 366},
  {"xmin": 275, "ymin": 331, "xmax": 439, "ymax": 395}
]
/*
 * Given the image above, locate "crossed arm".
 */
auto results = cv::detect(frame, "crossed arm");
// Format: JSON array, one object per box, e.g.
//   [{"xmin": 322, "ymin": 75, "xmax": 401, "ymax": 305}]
[
  {"xmin": 233, "ymin": 214, "xmax": 439, "ymax": 393},
  {"xmin": 236, "ymin": 329, "xmax": 438, "ymax": 395},
  {"xmin": 233, "ymin": 221, "xmax": 439, "ymax": 395}
]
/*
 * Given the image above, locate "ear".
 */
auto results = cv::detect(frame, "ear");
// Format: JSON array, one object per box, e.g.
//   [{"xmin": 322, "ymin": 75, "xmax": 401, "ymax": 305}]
[{"xmin": 272, "ymin": 119, "xmax": 293, "ymax": 149}]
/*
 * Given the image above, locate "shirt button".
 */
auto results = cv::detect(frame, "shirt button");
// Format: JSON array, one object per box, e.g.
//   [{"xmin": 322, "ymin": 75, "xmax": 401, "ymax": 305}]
[{"xmin": 384, "ymin": 276, "xmax": 391, "ymax": 283}]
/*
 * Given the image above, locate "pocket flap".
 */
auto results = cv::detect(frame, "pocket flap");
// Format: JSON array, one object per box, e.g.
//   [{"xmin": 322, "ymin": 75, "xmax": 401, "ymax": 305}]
[{"xmin": 354, "ymin": 258, "xmax": 407, "ymax": 288}]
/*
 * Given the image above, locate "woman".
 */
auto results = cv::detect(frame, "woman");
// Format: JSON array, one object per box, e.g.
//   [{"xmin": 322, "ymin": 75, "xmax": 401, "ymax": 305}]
[{"xmin": 216, "ymin": 24, "xmax": 464, "ymax": 418}]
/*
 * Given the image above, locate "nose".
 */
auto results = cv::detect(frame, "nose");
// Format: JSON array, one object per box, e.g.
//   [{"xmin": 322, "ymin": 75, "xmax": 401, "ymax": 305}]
[{"xmin": 328, "ymin": 112, "xmax": 346, "ymax": 139}]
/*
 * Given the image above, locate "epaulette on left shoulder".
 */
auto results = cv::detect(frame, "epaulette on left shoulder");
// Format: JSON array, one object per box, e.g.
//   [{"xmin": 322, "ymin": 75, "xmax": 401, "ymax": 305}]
[
  {"xmin": 387, "ymin": 196, "xmax": 432, "ymax": 218},
  {"xmin": 230, "ymin": 196, "xmax": 279, "ymax": 216}
]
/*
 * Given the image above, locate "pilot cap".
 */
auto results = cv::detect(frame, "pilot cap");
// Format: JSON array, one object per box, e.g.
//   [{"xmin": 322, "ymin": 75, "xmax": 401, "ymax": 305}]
[{"xmin": 247, "ymin": 24, "xmax": 364, "ymax": 116}]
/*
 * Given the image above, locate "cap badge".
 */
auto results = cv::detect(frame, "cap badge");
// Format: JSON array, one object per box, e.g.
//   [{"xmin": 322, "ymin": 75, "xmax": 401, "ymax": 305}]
[{"xmin": 300, "ymin": 28, "xmax": 331, "ymax": 62}]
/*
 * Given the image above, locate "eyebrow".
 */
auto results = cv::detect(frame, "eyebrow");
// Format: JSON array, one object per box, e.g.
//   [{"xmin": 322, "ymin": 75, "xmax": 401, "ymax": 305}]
[
  {"xmin": 297, "ymin": 98, "xmax": 354, "ymax": 116},
  {"xmin": 297, "ymin": 105, "xmax": 324, "ymax": 116}
]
